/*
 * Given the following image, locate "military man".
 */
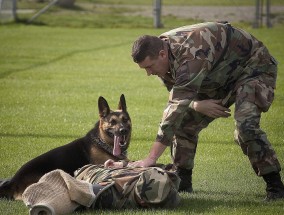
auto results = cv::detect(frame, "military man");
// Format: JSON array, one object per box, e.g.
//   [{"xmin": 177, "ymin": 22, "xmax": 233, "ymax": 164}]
[{"xmin": 130, "ymin": 21, "xmax": 284, "ymax": 201}]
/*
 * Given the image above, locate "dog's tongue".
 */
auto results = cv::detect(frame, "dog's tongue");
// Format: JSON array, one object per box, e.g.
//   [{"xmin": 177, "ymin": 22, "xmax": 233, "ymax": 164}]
[{"xmin": 113, "ymin": 135, "xmax": 122, "ymax": 157}]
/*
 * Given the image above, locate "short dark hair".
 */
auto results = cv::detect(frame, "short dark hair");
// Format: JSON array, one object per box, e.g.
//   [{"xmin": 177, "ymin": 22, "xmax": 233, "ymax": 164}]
[{"xmin": 131, "ymin": 35, "xmax": 163, "ymax": 63}]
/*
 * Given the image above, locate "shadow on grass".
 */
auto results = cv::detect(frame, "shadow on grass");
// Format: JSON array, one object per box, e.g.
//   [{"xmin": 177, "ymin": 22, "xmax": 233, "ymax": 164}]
[
  {"xmin": 0, "ymin": 132, "xmax": 79, "ymax": 140},
  {"xmin": 172, "ymin": 190, "xmax": 268, "ymax": 213},
  {"xmin": 133, "ymin": 136, "xmax": 234, "ymax": 146},
  {"xmin": 76, "ymin": 191, "xmax": 273, "ymax": 214},
  {"xmin": 0, "ymin": 41, "xmax": 130, "ymax": 79}
]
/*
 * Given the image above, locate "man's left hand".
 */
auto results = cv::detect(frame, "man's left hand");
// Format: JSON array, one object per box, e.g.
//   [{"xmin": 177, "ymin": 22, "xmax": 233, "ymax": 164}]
[{"xmin": 192, "ymin": 99, "xmax": 231, "ymax": 118}]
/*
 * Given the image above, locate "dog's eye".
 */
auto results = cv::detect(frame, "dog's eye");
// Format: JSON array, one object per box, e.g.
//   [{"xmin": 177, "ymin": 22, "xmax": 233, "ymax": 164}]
[
  {"xmin": 110, "ymin": 119, "xmax": 117, "ymax": 125},
  {"xmin": 122, "ymin": 118, "xmax": 128, "ymax": 123}
]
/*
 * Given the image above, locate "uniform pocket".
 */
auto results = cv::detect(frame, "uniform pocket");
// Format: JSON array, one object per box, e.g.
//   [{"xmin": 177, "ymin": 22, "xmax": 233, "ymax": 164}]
[
  {"xmin": 254, "ymin": 80, "xmax": 274, "ymax": 112},
  {"xmin": 236, "ymin": 79, "xmax": 274, "ymax": 113}
]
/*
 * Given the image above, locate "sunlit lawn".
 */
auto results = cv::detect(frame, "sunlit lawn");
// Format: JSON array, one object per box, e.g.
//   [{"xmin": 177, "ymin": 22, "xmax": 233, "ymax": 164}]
[{"xmin": 0, "ymin": 13, "xmax": 284, "ymax": 215}]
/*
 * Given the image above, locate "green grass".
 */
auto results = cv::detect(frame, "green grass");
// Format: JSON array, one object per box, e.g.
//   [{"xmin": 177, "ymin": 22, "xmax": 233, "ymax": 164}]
[{"xmin": 1, "ymin": 16, "xmax": 284, "ymax": 215}]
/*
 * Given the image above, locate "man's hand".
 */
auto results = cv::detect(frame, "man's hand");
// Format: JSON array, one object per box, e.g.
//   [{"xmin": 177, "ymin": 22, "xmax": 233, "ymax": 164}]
[
  {"xmin": 127, "ymin": 157, "xmax": 156, "ymax": 168},
  {"xmin": 193, "ymin": 99, "xmax": 231, "ymax": 118},
  {"xmin": 104, "ymin": 159, "xmax": 124, "ymax": 168},
  {"xmin": 128, "ymin": 141, "xmax": 167, "ymax": 168}
]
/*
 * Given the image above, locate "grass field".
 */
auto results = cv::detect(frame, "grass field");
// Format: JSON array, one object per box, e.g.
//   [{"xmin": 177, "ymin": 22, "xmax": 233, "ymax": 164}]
[{"xmin": 1, "ymin": 2, "xmax": 284, "ymax": 214}]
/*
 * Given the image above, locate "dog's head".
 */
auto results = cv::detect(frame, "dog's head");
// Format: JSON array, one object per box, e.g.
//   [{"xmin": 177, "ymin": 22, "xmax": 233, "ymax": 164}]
[{"xmin": 98, "ymin": 94, "xmax": 132, "ymax": 157}]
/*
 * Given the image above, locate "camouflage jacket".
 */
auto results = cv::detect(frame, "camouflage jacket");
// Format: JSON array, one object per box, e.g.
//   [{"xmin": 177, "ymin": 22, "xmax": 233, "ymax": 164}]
[
  {"xmin": 156, "ymin": 22, "xmax": 278, "ymax": 145},
  {"xmin": 74, "ymin": 164, "xmax": 181, "ymax": 209}
]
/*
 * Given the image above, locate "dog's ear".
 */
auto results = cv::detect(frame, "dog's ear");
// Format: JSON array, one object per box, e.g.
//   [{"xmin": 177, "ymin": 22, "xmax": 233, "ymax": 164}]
[
  {"xmin": 118, "ymin": 94, "xmax": 127, "ymax": 112},
  {"xmin": 98, "ymin": 96, "xmax": 110, "ymax": 117}
]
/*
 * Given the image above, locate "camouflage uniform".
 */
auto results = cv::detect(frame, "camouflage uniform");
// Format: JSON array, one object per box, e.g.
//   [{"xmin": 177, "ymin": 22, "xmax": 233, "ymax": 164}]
[
  {"xmin": 156, "ymin": 22, "xmax": 280, "ymax": 176},
  {"xmin": 74, "ymin": 164, "xmax": 181, "ymax": 209}
]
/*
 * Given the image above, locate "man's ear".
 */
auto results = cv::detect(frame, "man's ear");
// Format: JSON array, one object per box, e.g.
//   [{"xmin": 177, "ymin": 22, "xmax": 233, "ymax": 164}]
[{"xmin": 159, "ymin": 49, "xmax": 167, "ymax": 59}]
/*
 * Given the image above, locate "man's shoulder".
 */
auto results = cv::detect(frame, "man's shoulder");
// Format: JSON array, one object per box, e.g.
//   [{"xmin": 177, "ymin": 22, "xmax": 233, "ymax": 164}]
[{"xmin": 159, "ymin": 22, "xmax": 221, "ymax": 38}]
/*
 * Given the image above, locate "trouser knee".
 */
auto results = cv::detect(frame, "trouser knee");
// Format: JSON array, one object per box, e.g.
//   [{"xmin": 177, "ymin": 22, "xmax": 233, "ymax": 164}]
[
  {"xmin": 171, "ymin": 136, "xmax": 197, "ymax": 170},
  {"xmin": 234, "ymin": 124, "xmax": 281, "ymax": 176}
]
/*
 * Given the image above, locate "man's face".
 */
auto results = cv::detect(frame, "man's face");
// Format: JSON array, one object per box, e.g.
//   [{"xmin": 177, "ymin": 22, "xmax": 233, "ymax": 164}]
[{"xmin": 137, "ymin": 50, "xmax": 169, "ymax": 78}]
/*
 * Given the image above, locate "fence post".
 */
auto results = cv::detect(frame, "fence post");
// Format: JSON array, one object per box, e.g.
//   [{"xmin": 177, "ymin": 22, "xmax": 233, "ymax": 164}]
[
  {"xmin": 153, "ymin": 0, "xmax": 162, "ymax": 28},
  {"xmin": 12, "ymin": 0, "xmax": 17, "ymax": 20},
  {"xmin": 253, "ymin": 0, "xmax": 272, "ymax": 28},
  {"xmin": 266, "ymin": 0, "xmax": 272, "ymax": 28},
  {"xmin": 253, "ymin": 0, "xmax": 260, "ymax": 28}
]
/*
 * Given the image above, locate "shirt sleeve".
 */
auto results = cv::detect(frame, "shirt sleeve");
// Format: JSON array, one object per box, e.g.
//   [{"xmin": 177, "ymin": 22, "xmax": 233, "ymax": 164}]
[{"xmin": 156, "ymin": 59, "xmax": 210, "ymax": 146}]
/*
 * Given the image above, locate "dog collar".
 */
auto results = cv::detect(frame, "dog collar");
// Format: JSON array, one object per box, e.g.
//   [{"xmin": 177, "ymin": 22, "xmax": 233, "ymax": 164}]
[{"xmin": 90, "ymin": 134, "xmax": 127, "ymax": 160}]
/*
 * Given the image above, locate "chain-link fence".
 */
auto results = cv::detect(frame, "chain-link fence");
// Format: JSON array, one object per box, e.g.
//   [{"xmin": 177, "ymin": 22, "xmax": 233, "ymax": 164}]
[{"xmin": 0, "ymin": 0, "xmax": 17, "ymax": 23}]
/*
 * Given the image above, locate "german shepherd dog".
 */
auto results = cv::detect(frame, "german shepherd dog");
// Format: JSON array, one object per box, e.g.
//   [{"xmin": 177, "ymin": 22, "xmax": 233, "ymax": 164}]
[{"xmin": 0, "ymin": 94, "xmax": 131, "ymax": 200}]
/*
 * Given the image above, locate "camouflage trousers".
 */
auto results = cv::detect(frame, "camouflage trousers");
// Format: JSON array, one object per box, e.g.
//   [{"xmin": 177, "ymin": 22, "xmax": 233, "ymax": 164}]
[
  {"xmin": 74, "ymin": 164, "xmax": 181, "ymax": 209},
  {"xmin": 172, "ymin": 66, "xmax": 281, "ymax": 176}
]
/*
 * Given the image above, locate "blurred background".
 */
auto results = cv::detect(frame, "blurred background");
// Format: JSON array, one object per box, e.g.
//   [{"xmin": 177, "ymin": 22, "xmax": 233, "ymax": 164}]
[{"xmin": 1, "ymin": 0, "xmax": 284, "ymax": 29}]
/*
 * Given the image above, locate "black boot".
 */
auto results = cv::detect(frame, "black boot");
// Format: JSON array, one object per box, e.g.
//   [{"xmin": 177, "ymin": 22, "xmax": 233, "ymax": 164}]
[
  {"xmin": 263, "ymin": 172, "xmax": 284, "ymax": 201},
  {"xmin": 176, "ymin": 167, "xmax": 193, "ymax": 193}
]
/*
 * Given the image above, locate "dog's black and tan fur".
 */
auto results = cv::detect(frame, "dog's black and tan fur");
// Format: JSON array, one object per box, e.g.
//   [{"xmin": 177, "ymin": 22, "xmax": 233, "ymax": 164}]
[{"xmin": 0, "ymin": 94, "xmax": 131, "ymax": 200}]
